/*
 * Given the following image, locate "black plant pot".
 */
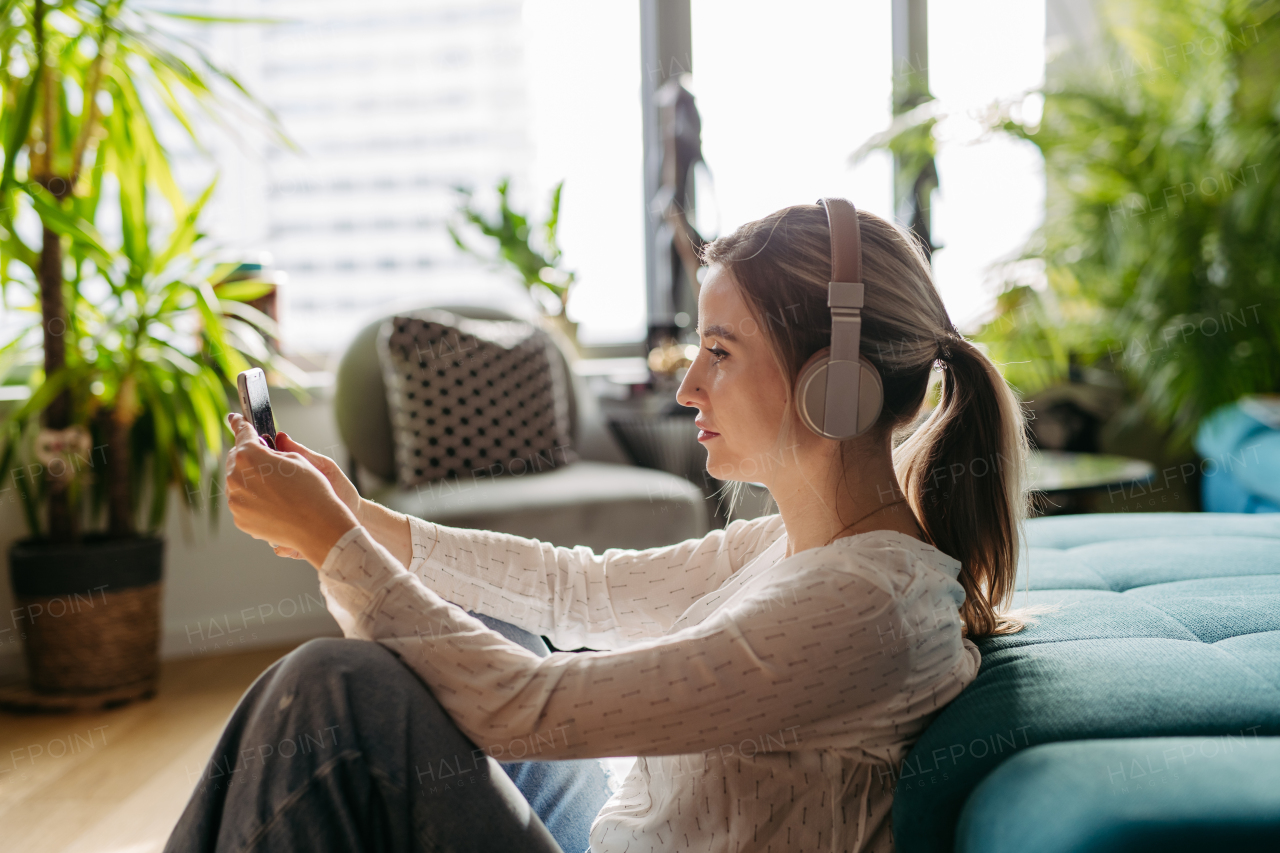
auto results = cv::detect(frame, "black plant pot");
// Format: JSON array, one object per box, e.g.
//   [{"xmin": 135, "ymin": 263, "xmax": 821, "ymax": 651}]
[{"xmin": 8, "ymin": 536, "xmax": 164, "ymax": 697}]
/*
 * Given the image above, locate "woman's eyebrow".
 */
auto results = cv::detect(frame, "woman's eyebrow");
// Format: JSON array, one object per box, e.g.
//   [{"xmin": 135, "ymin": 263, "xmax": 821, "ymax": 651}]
[{"xmin": 698, "ymin": 323, "xmax": 738, "ymax": 341}]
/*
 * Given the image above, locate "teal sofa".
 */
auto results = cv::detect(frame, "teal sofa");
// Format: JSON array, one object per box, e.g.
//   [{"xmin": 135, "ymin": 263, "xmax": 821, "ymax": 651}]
[{"xmin": 894, "ymin": 512, "xmax": 1280, "ymax": 852}]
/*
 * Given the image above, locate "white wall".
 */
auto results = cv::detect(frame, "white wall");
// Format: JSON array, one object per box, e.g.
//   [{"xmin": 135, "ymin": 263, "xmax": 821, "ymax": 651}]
[{"xmin": 0, "ymin": 391, "xmax": 345, "ymax": 682}]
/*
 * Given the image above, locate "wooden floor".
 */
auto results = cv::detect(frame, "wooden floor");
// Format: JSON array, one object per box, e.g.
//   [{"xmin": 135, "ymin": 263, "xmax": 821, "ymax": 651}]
[{"xmin": 0, "ymin": 643, "xmax": 301, "ymax": 853}]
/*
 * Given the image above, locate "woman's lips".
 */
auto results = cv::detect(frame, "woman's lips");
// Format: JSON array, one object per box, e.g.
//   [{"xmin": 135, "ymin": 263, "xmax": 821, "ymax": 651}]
[{"xmin": 697, "ymin": 429, "xmax": 720, "ymax": 442}]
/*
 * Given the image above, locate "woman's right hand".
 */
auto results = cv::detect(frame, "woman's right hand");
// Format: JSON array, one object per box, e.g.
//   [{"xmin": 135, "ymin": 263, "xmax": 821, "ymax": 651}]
[{"xmin": 271, "ymin": 431, "xmax": 362, "ymax": 558}]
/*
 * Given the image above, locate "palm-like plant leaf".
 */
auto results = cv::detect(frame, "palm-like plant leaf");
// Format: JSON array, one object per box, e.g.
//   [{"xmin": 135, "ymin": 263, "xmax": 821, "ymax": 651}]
[
  {"xmin": 0, "ymin": 0, "xmax": 295, "ymax": 540},
  {"xmin": 859, "ymin": 0, "xmax": 1280, "ymax": 450}
]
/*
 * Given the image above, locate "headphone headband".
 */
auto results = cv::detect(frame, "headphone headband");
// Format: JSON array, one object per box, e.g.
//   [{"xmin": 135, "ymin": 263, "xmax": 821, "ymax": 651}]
[
  {"xmin": 823, "ymin": 197, "xmax": 863, "ymax": 285},
  {"xmin": 817, "ymin": 198, "xmax": 865, "ymax": 437}
]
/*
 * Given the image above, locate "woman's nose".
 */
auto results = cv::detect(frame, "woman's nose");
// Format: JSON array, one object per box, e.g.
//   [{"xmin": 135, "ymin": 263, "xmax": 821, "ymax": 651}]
[{"xmin": 676, "ymin": 360, "xmax": 705, "ymax": 409}]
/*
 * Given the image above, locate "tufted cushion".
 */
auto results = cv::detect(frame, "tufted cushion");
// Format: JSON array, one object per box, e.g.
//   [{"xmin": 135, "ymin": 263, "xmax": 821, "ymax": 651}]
[{"xmin": 893, "ymin": 512, "xmax": 1280, "ymax": 852}]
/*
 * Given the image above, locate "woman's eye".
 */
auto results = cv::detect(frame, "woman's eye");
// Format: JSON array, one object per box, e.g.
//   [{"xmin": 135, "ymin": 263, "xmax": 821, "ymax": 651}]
[{"xmin": 705, "ymin": 345, "xmax": 728, "ymax": 362}]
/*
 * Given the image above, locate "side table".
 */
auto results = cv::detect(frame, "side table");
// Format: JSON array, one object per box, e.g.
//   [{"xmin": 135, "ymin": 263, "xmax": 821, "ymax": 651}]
[{"xmin": 1029, "ymin": 450, "xmax": 1156, "ymax": 515}]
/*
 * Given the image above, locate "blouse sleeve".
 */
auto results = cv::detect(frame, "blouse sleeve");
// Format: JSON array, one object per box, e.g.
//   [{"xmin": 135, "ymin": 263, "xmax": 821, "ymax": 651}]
[
  {"xmin": 403, "ymin": 513, "xmax": 787, "ymax": 650},
  {"xmin": 318, "ymin": 525, "xmax": 978, "ymax": 762}
]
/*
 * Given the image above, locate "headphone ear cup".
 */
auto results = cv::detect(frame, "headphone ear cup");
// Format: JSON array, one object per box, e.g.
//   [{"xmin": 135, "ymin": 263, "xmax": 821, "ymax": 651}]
[
  {"xmin": 794, "ymin": 349, "xmax": 884, "ymax": 440},
  {"xmin": 794, "ymin": 349, "xmax": 830, "ymax": 429}
]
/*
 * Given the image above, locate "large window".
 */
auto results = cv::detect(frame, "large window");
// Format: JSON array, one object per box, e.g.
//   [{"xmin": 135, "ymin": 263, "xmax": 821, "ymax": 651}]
[
  {"xmin": 689, "ymin": 0, "xmax": 1045, "ymax": 331},
  {"xmin": 524, "ymin": 0, "xmax": 645, "ymax": 346},
  {"xmin": 181, "ymin": 1, "xmax": 1043, "ymax": 355},
  {"xmin": 691, "ymin": 0, "xmax": 895, "ymax": 230},
  {"xmin": 183, "ymin": 0, "xmax": 643, "ymax": 355},
  {"xmin": 928, "ymin": 0, "xmax": 1046, "ymax": 329}
]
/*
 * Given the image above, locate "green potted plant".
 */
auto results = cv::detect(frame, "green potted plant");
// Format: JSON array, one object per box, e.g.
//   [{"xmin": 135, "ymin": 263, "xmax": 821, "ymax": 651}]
[
  {"xmin": 859, "ymin": 0, "xmax": 1279, "ymax": 457},
  {"xmin": 0, "ymin": 0, "xmax": 285, "ymax": 708},
  {"xmin": 977, "ymin": 0, "xmax": 1279, "ymax": 450},
  {"xmin": 447, "ymin": 177, "xmax": 580, "ymax": 353}
]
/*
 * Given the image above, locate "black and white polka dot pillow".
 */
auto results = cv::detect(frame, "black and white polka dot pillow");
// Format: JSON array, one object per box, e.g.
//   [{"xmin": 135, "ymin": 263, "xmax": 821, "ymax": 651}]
[{"xmin": 376, "ymin": 310, "xmax": 577, "ymax": 488}]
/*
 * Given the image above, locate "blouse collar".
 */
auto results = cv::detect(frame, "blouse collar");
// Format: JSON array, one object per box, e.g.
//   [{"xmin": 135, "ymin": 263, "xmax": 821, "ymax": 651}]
[{"xmin": 777, "ymin": 526, "xmax": 963, "ymax": 581}]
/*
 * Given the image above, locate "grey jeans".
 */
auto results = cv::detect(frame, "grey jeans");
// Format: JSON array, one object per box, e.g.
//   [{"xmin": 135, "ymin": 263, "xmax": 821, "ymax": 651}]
[{"xmin": 164, "ymin": 614, "xmax": 612, "ymax": 852}]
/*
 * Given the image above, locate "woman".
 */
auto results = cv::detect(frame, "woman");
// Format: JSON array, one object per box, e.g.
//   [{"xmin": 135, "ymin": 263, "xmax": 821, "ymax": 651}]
[{"xmin": 167, "ymin": 202, "xmax": 1029, "ymax": 853}]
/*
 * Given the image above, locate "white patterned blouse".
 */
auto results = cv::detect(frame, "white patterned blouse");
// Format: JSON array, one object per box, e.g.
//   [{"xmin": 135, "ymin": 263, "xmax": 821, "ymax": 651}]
[{"xmin": 317, "ymin": 512, "xmax": 980, "ymax": 853}]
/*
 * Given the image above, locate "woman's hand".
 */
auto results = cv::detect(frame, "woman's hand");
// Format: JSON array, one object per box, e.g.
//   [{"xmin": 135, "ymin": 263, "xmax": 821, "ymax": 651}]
[
  {"xmin": 270, "ymin": 429, "xmax": 416, "ymax": 567},
  {"xmin": 225, "ymin": 413, "xmax": 360, "ymax": 567},
  {"xmin": 267, "ymin": 431, "xmax": 363, "ymax": 560},
  {"xmin": 274, "ymin": 431, "xmax": 361, "ymax": 516}
]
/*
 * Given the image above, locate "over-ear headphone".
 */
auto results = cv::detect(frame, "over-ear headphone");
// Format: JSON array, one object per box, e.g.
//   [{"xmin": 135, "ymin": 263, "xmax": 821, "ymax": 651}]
[{"xmin": 794, "ymin": 198, "xmax": 885, "ymax": 440}]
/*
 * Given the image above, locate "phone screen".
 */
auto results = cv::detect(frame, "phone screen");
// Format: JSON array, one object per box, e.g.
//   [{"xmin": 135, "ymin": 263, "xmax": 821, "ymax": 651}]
[{"xmin": 236, "ymin": 368, "xmax": 277, "ymax": 449}]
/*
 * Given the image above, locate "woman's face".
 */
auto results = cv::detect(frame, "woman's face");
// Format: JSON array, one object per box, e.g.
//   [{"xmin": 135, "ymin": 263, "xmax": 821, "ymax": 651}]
[{"xmin": 676, "ymin": 265, "xmax": 795, "ymax": 485}]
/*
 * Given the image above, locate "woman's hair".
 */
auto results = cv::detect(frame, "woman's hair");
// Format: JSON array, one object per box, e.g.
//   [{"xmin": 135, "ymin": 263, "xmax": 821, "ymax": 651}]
[{"xmin": 700, "ymin": 203, "xmax": 1032, "ymax": 638}]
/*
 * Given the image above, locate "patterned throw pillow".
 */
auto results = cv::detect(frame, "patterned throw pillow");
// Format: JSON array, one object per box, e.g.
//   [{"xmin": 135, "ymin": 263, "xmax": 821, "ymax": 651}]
[{"xmin": 377, "ymin": 309, "xmax": 577, "ymax": 488}]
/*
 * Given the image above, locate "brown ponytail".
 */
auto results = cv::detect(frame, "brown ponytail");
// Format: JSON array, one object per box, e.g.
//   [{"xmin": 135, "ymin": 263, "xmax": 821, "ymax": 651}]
[
  {"xmin": 701, "ymin": 203, "xmax": 1032, "ymax": 639},
  {"xmin": 894, "ymin": 336, "xmax": 1030, "ymax": 637}
]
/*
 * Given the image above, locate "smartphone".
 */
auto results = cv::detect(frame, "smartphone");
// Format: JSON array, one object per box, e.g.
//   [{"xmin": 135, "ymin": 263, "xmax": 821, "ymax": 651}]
[{"xmin": 236, "ymin": 368, "xmax": 277, "ymax": 449}]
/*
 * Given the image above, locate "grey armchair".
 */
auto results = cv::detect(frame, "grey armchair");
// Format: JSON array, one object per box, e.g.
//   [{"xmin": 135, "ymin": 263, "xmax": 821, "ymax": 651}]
[{"xmin": 334, "ymin": 304, "xmax": 711, "ymax": 552}]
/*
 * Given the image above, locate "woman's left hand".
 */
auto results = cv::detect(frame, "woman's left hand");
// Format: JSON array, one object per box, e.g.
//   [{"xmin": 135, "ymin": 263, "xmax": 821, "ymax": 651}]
[{"xmin": 225, "ymin": 413, "xmax": 360, "ymax": 567}]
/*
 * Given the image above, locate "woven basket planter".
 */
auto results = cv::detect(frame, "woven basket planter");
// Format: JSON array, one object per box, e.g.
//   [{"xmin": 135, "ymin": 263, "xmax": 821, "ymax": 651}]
[{"xmin": 8, "ymin": 536, "xmax": 164, "ymax": 695}]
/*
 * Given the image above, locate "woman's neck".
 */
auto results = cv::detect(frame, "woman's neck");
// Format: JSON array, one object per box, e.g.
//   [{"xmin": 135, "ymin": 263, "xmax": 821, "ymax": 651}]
[{"xmin": 768, "ymin": 438, "xmax": 922, "ymax": 559}]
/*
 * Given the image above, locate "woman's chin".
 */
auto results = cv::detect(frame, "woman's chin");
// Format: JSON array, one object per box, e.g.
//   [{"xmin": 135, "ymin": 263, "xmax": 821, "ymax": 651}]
[
  {"xmin": 706, "ymin": 448, "xmax": 773, "ymax": 484},
  {"xmin": 705, "ymin": 453, "xmax": 742, "ymax": 483}
]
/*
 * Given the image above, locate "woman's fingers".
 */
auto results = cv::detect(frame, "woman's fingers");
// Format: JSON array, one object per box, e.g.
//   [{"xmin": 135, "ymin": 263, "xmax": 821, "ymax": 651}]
[
  {"xmin": 228, "ymin": 411, "xmax": 254, "ymax": 441},
  {"xmin": 276, "ymin": 431, "xmax": 330, "ymax": 469},
  {"xmin": 274, "ymin": 430, "xmax": 300, "ymax": 453},
  {"xmin": 222, "ymin": 412, "xmax": 360, "ymax": 565},
  {"xmin": 275, "ymin": 431, "xmax": 361, "ymax": 515},
  {"xmin": 228, "ymin": 412, "xmax": 271, "ymax": 448},
  {"xmin": 224, "ymin": 413, "xmax": 281, "ymax": 540}
]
